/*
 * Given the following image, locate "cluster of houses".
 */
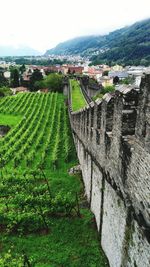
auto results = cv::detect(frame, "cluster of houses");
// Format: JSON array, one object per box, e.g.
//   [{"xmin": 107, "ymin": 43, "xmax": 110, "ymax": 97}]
[
  {"xmin": 1, "ymin": 59, "xmax": 150, "ymax": 95},
  {"xmin": 23, "ymin": 63, "xmax": 149, "ymax": 87}
]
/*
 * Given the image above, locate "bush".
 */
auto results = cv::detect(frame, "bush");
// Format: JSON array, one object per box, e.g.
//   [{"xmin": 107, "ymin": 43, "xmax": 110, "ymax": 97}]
[
  {"xmin": 93, "ymin": 85, "xmax": 115, "ymax": 100},
  {"xmin": 0, "ymin": 250, "xmax": 23, "ymax": 267},
  {"xmin": 101, "ymin": 85, "xmax": 115, "ymax": 94},
  {"xmin": 0, "ymin": 87, "xmax": 13, "ymax": 97}
]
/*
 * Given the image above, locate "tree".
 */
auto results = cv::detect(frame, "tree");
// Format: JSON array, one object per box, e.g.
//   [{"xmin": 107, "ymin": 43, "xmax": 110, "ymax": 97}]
[
  {"xmin": 10, "ymin": 68, "xmax": 20, "ymax": 88},
  {"xmin": 45, "ymin": 73, "xmax": 63, "ymax": 93},
  {"xmin": 29, "ymin": 69, "xmax": 43, "ymax": 91},
  {"xmin": 34, "ymin": 80, "xmax": 45, "ymax": 90},
  {"xmin": 0, "ymin": 71, "xmax": 9, "ymax": 87},
  {"xmin": 102, "ymin": 70, "xmax": 109, "ymax": 76},
  {"xmin": 113, "ymin": 76, "xmax": 119, "ymax": 84},
  {"xmin": 81, "ymin": 75, "xmax": 89, "ymax": 87},
  {"xmin": 67, "ymin": 69, "xmax": 71, "ymax": 75},
  {"xmin": 19, "ymin": 64, "xmax": 26, "ymax": 74},
  {"xmin": 31, "ymin": 73, "xmax": 63, "ymax": 92}
]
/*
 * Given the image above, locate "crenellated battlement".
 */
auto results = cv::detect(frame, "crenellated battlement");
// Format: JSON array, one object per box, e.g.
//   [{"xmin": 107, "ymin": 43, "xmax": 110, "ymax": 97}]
[{"xmin": 69, "ymin": 74, "xmax": 150, "ymax": 267}]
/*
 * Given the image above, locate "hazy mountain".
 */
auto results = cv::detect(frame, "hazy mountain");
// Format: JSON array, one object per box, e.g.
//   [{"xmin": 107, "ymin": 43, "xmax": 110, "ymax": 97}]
[
  {"xmin": 45, "ymin": 18, "xmax": 150, "ymax": 65},
  {"xmin": 45, "ymin": 35, "xmax": 102, "ymax": 55},
  {"xmin": 0, "ymin": 45, "xmax": 41, "ymax": 57}
]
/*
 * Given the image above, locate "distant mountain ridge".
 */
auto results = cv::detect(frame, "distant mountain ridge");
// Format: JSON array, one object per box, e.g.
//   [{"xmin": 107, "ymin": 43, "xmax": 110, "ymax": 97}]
[
  {"xmin": 0, "ymin": 45, "xmax": 41, "ymax": 57},
  {"xmin": 45, "ymin": 18, "xmax": 150, "ymax": 65},
  {"xmin": 45, "ymin": 35, "xmax": 101, "ymax": 55}
]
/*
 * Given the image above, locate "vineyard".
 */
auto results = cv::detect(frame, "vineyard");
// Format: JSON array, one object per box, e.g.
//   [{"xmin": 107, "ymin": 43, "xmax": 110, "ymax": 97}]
[
  {"xmin": 0, "ymin": 92, "xmax": 108, "ymax": 266},
  {"xmin": 0, "ymin": 92, "xmax": 72, "ymax": 171}
]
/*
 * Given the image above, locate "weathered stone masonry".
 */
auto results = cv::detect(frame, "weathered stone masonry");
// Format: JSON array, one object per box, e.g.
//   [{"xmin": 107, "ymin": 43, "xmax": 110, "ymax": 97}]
[{"xmin": 69, "ymin": 74, "xmax": 150, "ymax": 267}]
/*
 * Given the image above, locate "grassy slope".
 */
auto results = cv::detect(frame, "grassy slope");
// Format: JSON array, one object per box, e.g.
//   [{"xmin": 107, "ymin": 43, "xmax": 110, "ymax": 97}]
[
  {"xmin": 0, "ymin": 114, "xmax": 22, "ymax": 127},
  {"xmin": 0, "ymin": 93, "xmax": 109, "ymax": 267},
  {"xmin": 70, "ymin": 80, "xmax": 87, "ymax": 112}
]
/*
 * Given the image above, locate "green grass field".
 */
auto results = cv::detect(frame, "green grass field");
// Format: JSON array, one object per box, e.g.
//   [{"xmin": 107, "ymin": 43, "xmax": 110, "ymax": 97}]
[
  {"xmin": 0, "ymin": 93, "xmax": 109, "ymax": 267},
  {"xmin": 70, "ymin": 79, "xmax": 87, "ymax": 111},
  {"xmin": 0, "ymin": 114, "xmax": 22, "ymax": 127},
  {"xmin": 1, "ymin": 213, "xmax": 108, "ymax": 267}
]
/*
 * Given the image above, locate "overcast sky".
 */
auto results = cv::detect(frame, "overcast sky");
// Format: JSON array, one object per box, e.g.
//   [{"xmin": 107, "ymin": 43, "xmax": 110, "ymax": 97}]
[{"xmin": 0, "ymin": 0, "xmax": 150, "ymax": 53}]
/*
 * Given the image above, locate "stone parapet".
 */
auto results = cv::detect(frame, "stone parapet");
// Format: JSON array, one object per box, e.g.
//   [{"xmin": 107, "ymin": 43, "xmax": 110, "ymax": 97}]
[{"xmin": 69, "ymin": 74, "xmax": 150, "ymax": 267}]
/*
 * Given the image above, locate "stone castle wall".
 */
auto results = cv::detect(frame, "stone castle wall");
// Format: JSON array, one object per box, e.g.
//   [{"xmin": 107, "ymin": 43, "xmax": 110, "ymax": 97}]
[{"xmin": 69, "ymin": 74, "xmax": 150, "ymax": 267}]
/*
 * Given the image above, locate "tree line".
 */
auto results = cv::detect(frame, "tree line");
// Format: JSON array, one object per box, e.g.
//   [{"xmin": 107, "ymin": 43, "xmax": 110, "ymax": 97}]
[{"xmin": 0, "ymin": 65, "xmax": 64, "ymax": 94}]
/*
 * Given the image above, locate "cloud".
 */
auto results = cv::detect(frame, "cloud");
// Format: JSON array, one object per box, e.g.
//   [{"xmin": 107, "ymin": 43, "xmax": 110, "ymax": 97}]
[{"xmin": 0, "ymin": 0, "xmax": 150, "ymax": 52}]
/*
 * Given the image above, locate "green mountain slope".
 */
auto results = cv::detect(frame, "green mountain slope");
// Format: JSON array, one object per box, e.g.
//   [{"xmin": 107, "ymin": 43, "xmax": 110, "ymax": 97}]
[
  {"xmin": 45, "ymin": 18, "xmax": 150, "ymax": 65},
  {"xmin": 92, "ymin": 18, "xmax": 150, "ymax": 65}
]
